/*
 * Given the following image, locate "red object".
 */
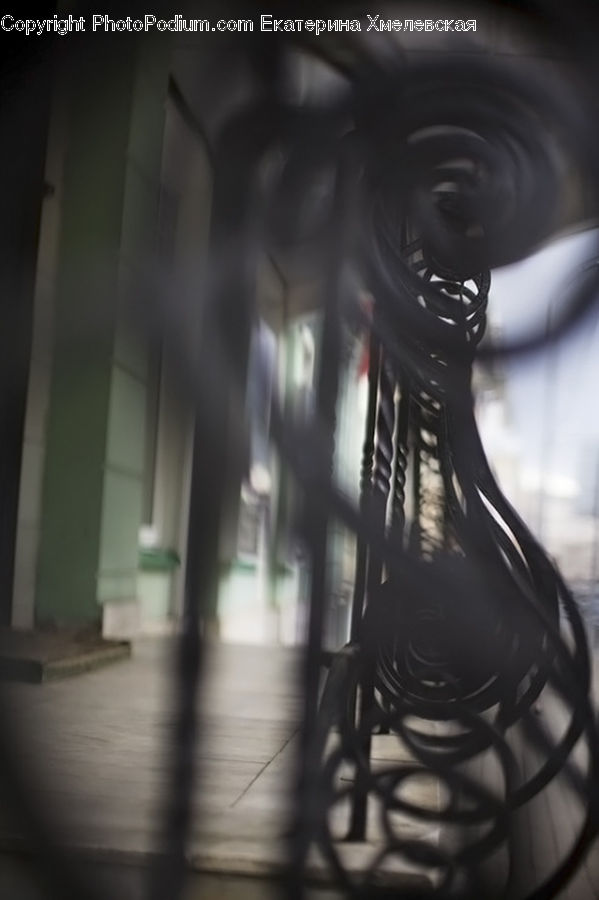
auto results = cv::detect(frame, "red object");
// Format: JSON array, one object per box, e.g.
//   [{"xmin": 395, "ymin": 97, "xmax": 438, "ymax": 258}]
[
  {"xmin": 357, "ymin": 294, "xmax": 374, "ymax": 379},
  {"xmin": 358, "ymin": 340, "xmax": 370, "ymax": 379}
]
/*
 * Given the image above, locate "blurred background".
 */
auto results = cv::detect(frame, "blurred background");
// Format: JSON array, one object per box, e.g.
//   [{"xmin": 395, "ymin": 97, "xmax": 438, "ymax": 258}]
[
  {"xmin": 3, "ymin": 2, "xmax": 599, "ymax": 898},
  {"xmin": 6, "ymin": 22, "xmax": 599, "ymax": 651}
]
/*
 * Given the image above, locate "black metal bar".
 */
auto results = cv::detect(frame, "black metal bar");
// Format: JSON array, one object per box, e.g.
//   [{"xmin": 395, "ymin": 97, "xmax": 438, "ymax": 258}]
[
  {"xmin": 349, "ymin": 328, "xmax": 380, "ymax": 644},
  {"xmin": 147, "ymin": 104, "xmax": 270, "ymax": 900},
  {"xmin": 347, "ymin": 342, "xmax": 398, "ymax": 841},
  {"xmin": 287, "ymin": 142, "xmax": 355, "ymax": 898}
]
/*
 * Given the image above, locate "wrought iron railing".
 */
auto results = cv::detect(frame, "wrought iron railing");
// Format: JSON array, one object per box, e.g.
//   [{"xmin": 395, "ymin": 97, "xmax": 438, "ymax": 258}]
[{"xmin": 4, "ymin": 2, "xmax": 599, "ymax": 898}]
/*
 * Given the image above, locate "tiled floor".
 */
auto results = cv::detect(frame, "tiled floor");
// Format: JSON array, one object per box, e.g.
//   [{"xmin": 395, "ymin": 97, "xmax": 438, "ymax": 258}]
[
  {"xmin": 0, "ymin": 641, "xmax": 299, "ymax": 856},
  {"xmin": 0, "ymin": 637, "xmax": 438, "ymax": 898},
  {"xmin": 0, "ymin": 637, "xmax": 597, "ymax": 898}
]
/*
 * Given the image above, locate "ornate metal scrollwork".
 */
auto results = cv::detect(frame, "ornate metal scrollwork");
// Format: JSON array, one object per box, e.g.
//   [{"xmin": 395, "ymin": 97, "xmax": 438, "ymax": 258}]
[
  {"xmin": 309, "ymin": 229, "xmax": 599, "ymax": 896},
  {"xmin": 259, "ymin": 24, "xmax": 599, "ymax": 900}
]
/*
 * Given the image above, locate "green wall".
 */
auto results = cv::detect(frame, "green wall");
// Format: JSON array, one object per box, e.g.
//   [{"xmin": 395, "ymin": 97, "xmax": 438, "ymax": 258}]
[{"xmin": 36, "ymin": 38, "xmax": 169, "ymax": 627}]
